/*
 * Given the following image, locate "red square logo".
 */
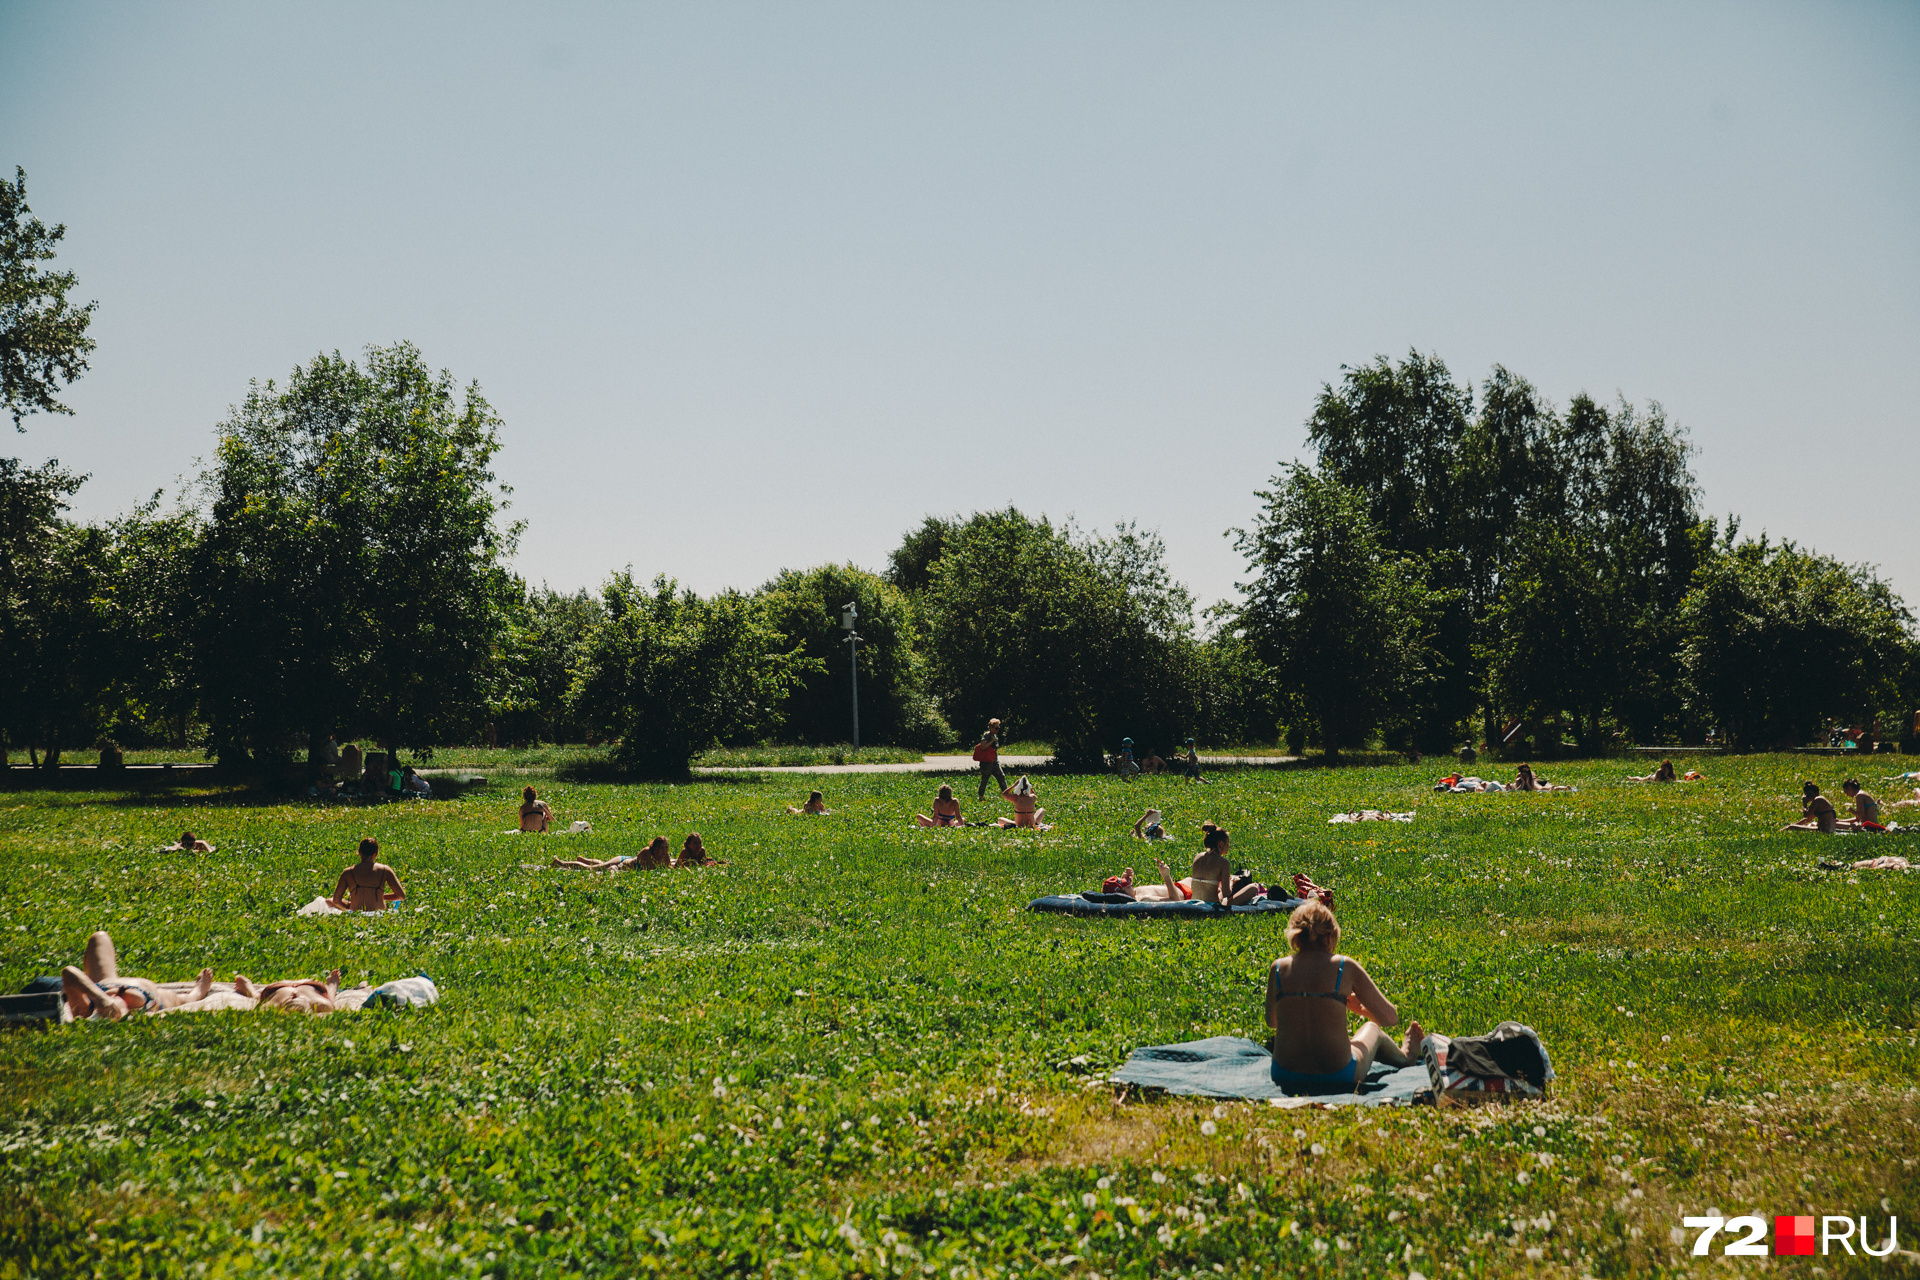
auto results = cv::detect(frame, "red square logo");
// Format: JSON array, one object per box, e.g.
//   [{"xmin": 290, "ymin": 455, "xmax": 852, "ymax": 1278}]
[{"xmin": 1775, "ymin": 1215, "xmax": 1816, "ymax": 1256}]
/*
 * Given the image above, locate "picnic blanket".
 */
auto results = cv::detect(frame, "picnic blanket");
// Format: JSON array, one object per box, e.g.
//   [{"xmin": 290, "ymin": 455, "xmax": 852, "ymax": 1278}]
[
  {"xmin": 1110, "ymin": 1035, "xmax": 1432, "ymax": 1107},
  {"xmin": 1329, "ymin": 810, "xmax": 1416, "ymax": 823},
  {"xmin": 294, "ymin": 896, "xmax": 397, "ymax": 917},
  {"xmin": 1028, "ymin": 894, "xmax": 1307, "ymax": 918}
]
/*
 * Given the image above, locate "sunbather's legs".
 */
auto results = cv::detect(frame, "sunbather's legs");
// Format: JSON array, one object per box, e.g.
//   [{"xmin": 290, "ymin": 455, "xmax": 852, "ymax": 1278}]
[
  {"xmin": 62, "ymin": 966, "xmax": 126, "ymax": 1019},
  {"xmin": 84, "ymin": 931, "xmax": 118, "ymax": 981},
  {"xmin": 1351, "ymin": 1019, "xmax": 1421, "ymax": 1071}
]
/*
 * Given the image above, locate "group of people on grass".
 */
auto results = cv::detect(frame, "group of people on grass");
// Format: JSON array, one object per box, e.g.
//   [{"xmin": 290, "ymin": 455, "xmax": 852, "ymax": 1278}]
[
  {"xmin": 59, "ymin": 930, "xmax": 346, "ymax": 1020},
  {"xmin": 551, "ymin": 834, "xmax": 722, "ymax": 871},
  {"xmin": 1784, "ymin": 778, "xmax": 1898, "ymax": 834},
  {"xmin": 1434, "ymin": 762, "xmax": 1573, "ymax": 792}
]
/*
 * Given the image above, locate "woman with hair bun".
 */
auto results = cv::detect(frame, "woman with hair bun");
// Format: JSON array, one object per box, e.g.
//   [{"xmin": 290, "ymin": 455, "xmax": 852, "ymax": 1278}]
[{"xmin": 1265, "ymin": 899, "xmax": 1423, "ymax": 1090}]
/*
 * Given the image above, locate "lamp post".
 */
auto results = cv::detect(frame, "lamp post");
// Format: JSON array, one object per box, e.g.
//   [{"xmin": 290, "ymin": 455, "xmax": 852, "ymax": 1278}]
[{"xmin": 841, "ymin": 601, "xmax": 860, "ymax": 753}]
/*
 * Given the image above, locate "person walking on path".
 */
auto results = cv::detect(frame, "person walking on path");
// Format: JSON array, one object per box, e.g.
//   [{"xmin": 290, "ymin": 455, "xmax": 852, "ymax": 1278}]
[
  {"xmin": 1182, "ymin": 737, "xmax": 1207, "ymax": 784},
  {"xmin": 974, "ymin": 719, "xmax": 1008, "ymax": 801}
]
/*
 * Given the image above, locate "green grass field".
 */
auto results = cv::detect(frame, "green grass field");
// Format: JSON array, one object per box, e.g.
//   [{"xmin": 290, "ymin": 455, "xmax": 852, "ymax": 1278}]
[{"xmin": 2, "ymin": 757, "xmax": 1917, "ymax": 1278}]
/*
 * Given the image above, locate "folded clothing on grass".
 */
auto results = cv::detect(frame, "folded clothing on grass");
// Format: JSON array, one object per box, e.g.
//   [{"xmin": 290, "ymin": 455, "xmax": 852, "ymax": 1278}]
[
  {"xmin": 1028, "ymin": 894, "xmax": 1307, "ymax": 918},
  {"xmin": 1329, "ymin": 810, "xmax": 1417, "ymax": 824},
  {"xmin": 1110, "ymin": 1035, "xmax": 1432, "ymax": 1107},
  {"xmin": 295, "ymin": 896, "xmax": 397, "ymax": 917}
]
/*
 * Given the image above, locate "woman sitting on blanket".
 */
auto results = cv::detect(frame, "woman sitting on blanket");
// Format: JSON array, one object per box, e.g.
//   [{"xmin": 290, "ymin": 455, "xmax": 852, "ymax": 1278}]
[
  {"xmin": 519, "ymin": 786, "xmax": 554, "ymax": 833},
  {"xmin": 1265, "ymin": 899, "xmax": 1424, "ymax": 1090},
  {"xmin": 552, "ymin": 836, "xmax": 672, "ymax": 871},
  {"xmin": 327, "ymin": 839, "xmax": 407, "ymax": 911},
  {"xmin": 995, "ymin": 776, "xmax": 1050, "ymax": 829},
  {"xmin": 1104, "ymin": 828, "xmax": 1265, "ymax": 904},
  {"xmin": 914, "ymin": 784, "xmax": 968, "ymax": 827},
  {"xmin": 1784, "ymin": 781, "xmax": 1840, "ymax": 833}
]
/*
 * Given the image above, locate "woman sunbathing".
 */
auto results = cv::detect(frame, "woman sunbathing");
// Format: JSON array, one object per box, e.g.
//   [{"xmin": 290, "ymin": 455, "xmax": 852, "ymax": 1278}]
[
  {"xmin": 1784, "ymin": 782, "xmax": 1839, "ymax": 833},
  {"xmin": 1130, "ymin": 807, "xmax": 1170, "ymax": 840},
  {"xmin": 160, "ymin": 830, "xmax": 215, "ymax": 853},
  {"xmin": 234, "ymin": 969, "xmax": 342, "ymax": 1013},
  {"xmin": 519, "ymin": 786, "xmax": 554, "ymax": 832},
  {"xmin": 1512, "ymin": 763, "xmax": 1572, "ymax": 792},
  {"xmin": 787, "ymin": 791, "xmax": 831, "ymax": 815},
  {"xmin": 1265, "ymin": 899, "xmax": 1423, "ymax": 1090},
  {"xmin": 914, "ymin": 785, "xmax": 968, "ymax": 827},
  {"xmin": 552, "ymin": 836, "xmax": 673, "ymax": 871},
  {"xmin": 1103, "ymin": 829, "xmax": 1264, "ymax": 904},
  {"xmin": 674, "ymin": 833, "xmax": 725, "ymax": 867},
  {"xmin": 327, "ymin": 838, "xmax": 407, "ymax": 911},
  {"xmin": 60, "ymin": 931, "xmax": 215, "ymax": 1019},
  {"xmin": 995, "ymin": 776, "xmax": 1050, "ymax": 829},
  {"xmin": 1625, "ymin": 759, "xmax": 1678, "ymax": 783}
]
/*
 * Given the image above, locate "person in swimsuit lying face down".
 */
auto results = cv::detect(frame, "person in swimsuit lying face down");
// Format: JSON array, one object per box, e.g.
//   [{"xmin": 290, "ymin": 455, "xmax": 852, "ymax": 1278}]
[
  {"xmin": 674, "ymin": 833, "xmax": 725, "ymax": 867},
  {"xmin": 787, "ymin": 791, "xmax": 831, "ymax": 815},
  {"xmin": 162, "ymin": 830, "xmax": 216, "ymax": 853},
  {"xmin": 914, "ymin": 785, "xmax": 968, "ymax": 827},
  {"xmin": 327, "ymin": 838, "xmax": 407, "ymax": 911},
  {"xmin": 1265, "ymin": 899, "xmax": 1424, "ymax": 1090},
  {"xmin": 553, "ymin": 836, "xmax": 672, "ymax": 871},
  {"xmin": 233, "ymin": 969, "xmax": 343, "ymax": 1013},
  {"xmin": 60, "ymin": 931, "xmax": 215, "ymax": 1020}
]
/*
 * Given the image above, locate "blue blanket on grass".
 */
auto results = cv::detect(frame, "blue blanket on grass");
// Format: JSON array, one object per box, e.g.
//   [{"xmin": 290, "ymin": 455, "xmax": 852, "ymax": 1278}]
[
  {"xmin": 1027, "ymin": 893, "xmax": 1306, "ymax": 918},
  {"xmin": 1110, "ymin": 1035, "xmax": 1432, "ymax": 1107}
]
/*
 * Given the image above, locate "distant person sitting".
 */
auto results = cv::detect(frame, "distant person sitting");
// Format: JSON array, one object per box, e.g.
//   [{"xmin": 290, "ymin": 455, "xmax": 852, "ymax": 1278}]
[
  {"xmin": 161, "ymin": 830, "xmax": 215, "ymax": 854},
  {"xmin": 1840, "ymin": 779, "xmax": 1884, "ymax": 831},
  {"xmin": 787, "ymin": 791, "xmax": 830, "ymax": 815},
  {"xmin": 995, "ymin": 776, "xmax": 1050, "ymax": 829},
  {"xmin": 1783, "ymin": 782, "xmax": 1839, "ymax": 833},
  {"xmin": 320, "ymin": 733, "xmax": 342, "ymax": 779},
  {"xmin": 60, "ymin": 931, "xmax": 215, "ymax": 1020},
  {"xmin": 914, "ymin": 785, "xmax": 967, "ymax": 827},
  {"xmin": 1626, "ymin": 759, "xmax": 1678, "ymax": 783},
  {"xmin": 1266, "ymin": 899, "xmax": 1424, "ymax": 1091},
  {"xmin": 339, "ymin": 741, "xmax": 363, "ymax": 783},
  {"xmin": 674, "ymin": 833, "xmax": 724, "ymax": 867},
  {"xmin": 400, "ymin": 766, "xmax": 432, "ymax": 796},
  {"xmin": 519, "ymin": 786, "xmax": 553, "ymax": 832},
  {"xmin": 326, "ymin": 838, "xmax": 407, "ymax": 911}
]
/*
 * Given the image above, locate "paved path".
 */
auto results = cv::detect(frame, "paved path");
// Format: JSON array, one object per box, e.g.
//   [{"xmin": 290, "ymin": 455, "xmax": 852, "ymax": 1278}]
[{"xmin": 692, "ymin": 753, "xmax": 1299, "ymax": 775}]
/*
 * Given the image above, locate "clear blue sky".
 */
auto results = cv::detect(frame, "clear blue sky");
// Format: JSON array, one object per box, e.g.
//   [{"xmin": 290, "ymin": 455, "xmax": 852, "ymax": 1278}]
[{"xmin": 4, "ymin": 2, "xmax": 1916, "ymax": 613}]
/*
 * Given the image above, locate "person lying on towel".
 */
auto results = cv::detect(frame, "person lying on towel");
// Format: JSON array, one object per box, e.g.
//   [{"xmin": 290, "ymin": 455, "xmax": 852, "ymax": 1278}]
[
  {"xmin": 60, "ymin": 931, "xmax": 215, "ymax": 1020},
  {"xmin": 1265, "ymin": 900, "xmax": 1424, "ymax": 1090},
  {"xmin": 552, "ymin": 836, "xmax": 673, "ymax": 871},
  {"xmin": 234, "ymin": 969, "xmax": 343, "ymax": 1013}
]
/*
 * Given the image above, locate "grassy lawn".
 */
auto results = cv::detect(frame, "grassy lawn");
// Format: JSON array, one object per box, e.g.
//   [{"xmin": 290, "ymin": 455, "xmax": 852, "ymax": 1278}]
[{"xmin": 2, "ymin": 756, "xmax": 1916, "ymax": 1277}]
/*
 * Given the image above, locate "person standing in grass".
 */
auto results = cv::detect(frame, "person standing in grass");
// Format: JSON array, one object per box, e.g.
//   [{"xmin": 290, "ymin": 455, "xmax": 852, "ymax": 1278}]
[
  {"xmin": 974, "ymin": 719, "xmax": 1008, "ymax": 800},
  {"xmin": 1265, "ymin": 899, "xmax": 1424, "ymax": 1091},
  {"xmin": 1783, "ymin": 781, "xmax": 1839, "ymax": 833},
  {"xmin": 327, "ymin": 838, "xmax": 407, "ymax": 911}
]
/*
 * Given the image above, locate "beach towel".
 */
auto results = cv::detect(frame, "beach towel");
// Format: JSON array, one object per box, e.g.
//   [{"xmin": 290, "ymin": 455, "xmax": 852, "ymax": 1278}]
[
  {"xmin": 1110, "ymin": 1035, "xmax": 1432, "ymax": 1107},
  {"xmin": 1328, "ymin": 810, "xmax": 1416, "ymax": 824},
  {"xmin": 294, "ymin": 896, "xmax": 393, "ymax": 917},
  {"xmin": 1027, "ymin": 894, "xmax": 1307, "ymax": 918}
]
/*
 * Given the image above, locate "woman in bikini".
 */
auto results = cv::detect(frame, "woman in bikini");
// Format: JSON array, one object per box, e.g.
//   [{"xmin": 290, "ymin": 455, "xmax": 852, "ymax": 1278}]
[
  {"xmin": 234, "ymin": 969, "xmax": 343, "ymax": 1013},
  {"xmin": 1625, "ymin": 759, "xmax": 1677, "ymax": 783},
  {"xmin": 60, "ymin": 931, "xmax": 215, "ymax": 1020},
  {"xmin": 674, "ymin": 833, "xmax": 724, "ymax": 867},
  {"xmin": 995, "ymin": 776, "xmax": 1050, "ymax": 829},
  {"xmin": 519, "ymin": 787, "xmax": 554, "ymax": 832},
  {"xmin": 1104, "ymin": 828, "xmax": 1263, "ymax": 903},
  {"xmin": 161, "ymin": 831, "xmax": 215, "ymax": 853},
  {"xmin": 787, "ymin": 791, "xmax": 831, "ymax": 815},
  {"xmin": 914, "ymin": 785, "xmax": 967, "ymax": 828},
  {"xmin": 326, "ymin": 838, "xmax": 407, "ymax": 911},
  {"xmin": 1130, "ymin": 808, "xmax": 1170, "ymax": 840},
  {"xmin": 552, "ymin": 836, "xmax": 672, "ymax": 871},
  {"xmin": 1265, "ymin": 899, "xmax": 1423, "ymax": 1091}
]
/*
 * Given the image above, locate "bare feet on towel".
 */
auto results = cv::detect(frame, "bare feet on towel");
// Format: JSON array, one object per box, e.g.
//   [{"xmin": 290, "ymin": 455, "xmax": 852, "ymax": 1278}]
[
  {"xmin": 1403, "ymin": 1019, "xmax": 1426, "ymax": 1059},
  {"xmin": 191, "ymin": 968, "xmax": 215, "ymax": 1001}
]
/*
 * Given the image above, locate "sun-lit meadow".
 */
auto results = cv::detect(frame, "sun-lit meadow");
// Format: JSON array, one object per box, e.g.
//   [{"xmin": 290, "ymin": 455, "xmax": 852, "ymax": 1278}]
[{"xmin": 2, "ymin": 755, "xmax": 1917, "ymax": 1278}]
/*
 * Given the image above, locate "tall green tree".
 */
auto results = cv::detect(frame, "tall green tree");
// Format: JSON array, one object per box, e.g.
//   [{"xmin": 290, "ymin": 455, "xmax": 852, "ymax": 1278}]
[
  {"xmin": 571, "ymin": 574, "xmax": 817, "ymax": 777},
  {"xmin": 1, "ymin": 168, "xmax": 97, "ymax": 430},
  {"xmin": 1231, "ymin": 466, "xmax": 1440, "ymax": 763},
  {"xmin": 757, "ymin": 564, "xmax": 949, "ymax": 748},
  {"xmin": 189, "ymin": 342, "xmax": 519, "ymax": 766},
  {"xmin": 1677, "ymin": 536, "xmax": 1911, "ymax": 750},
  {"xmin": 491, "ymin": 585, "xmax": 607, "ymax": 744}
]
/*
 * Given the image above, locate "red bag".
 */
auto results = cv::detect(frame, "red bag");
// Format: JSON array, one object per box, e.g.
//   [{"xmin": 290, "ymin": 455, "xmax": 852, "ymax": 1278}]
[{"xmin": 972, "ymin": 742, "xmax": 992, "ymax": 762}]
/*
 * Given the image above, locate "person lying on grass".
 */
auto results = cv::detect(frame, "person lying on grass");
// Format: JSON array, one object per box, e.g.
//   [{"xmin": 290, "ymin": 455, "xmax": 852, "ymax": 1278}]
[
  {"xmin": 1102, "ymin": 828, "xmax": 1265, "ymax": 904},
  {"xmin": 233, "ymin": 969, "xmax": 343, "ymax": 1013},
  {"xmin": 788, "ymin": 791, "xmax": 831, "ymax": 815},
  {"xmin": 1512, "ymin": 763, "xmax": 1573, "ymax": 792},
  {"xmin": 674, "ymin": 833, "xmax": 725, "ymax": 867},
  {"xmin": 1130, "ymin": 807, "xmax": 1170, "ymax": 840},
  {"xmin": 1265, "ymin": 899, "xmax": 1424, "ymax": 1090},
  {"xmin": 552, "ymin": 836, "xmax": 672, "ymax": 872},
  {"xmin": 996, "ymin": 776, "xmax": 1050, "ymax": 829},
  {"xmin": 61, "ymin": 931, "xmax": 214, "ymax": 1019},
  {"xmin": 160, "ymin": 830, "xmax": 215, "ymax": 853},
  {"xmin": 326, "ymin": 838, "xmax": 407, "ymax": 911},
  {"xmin": 1625, "ymin": 759, "xmax": 1678, "ymax": 783},
  {"xmin": 914, "ymin": 784, "xmax": 968, "ymax": 827},
  {"xmin": 1888, "ymin": 786, "xmax": 1920, "ymax": 810},
  {"xmin": 1784, "ymin": 781, "xmax": 1840, "ymax": 833},
  {"xmin": 1839, "ymin": 779, "xmax": 1885, "ymax": 831},
  {"xmin": 519, "ymin": 786, "xmax": 554, "ymax": 832}
]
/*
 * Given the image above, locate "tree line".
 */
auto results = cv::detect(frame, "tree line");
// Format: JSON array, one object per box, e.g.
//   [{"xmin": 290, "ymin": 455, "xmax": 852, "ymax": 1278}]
[{"xmin": 3, "ymin": 175, "xmax": 1915, "ymax": 776}]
